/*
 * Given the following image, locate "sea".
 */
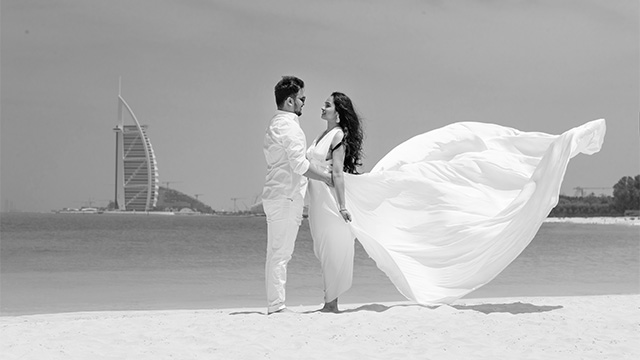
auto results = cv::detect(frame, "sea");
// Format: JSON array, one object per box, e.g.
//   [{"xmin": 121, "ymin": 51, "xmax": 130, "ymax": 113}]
[{"xmin": 1, "ymin": 212, "xmax": 638, "ymax": 316}]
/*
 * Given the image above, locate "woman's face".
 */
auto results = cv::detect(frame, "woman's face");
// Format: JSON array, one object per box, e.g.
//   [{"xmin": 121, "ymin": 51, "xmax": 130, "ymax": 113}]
[{"xmin": 320, "ymin": 96, "xmax": 338, "ymax": 122}]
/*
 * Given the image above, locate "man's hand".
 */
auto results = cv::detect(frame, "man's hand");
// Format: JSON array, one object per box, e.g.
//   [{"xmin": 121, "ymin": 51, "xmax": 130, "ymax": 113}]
[
  {"xmin": 303, "ymin": 163, "xmax": 334, "ymax": 186},
  {"xmin": 324, "ymin": 170, "xmax": 334, "ymax": 187}
]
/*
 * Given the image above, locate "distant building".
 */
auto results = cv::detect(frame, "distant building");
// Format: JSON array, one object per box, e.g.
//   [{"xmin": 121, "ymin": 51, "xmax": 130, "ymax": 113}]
[{"xmin": 113, "ymin": 92, "xmax": 159, "ymax": 211}]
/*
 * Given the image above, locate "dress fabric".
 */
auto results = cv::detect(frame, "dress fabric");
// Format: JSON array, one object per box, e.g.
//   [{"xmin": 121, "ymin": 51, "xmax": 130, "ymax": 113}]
[
  {"xmin": 340, "ymin": 119, "xmax": 606, "ymax": 305},
  {"xmin": 307, "ymin": 120, "xmax": 606, "ymax": 305},
  {"xmin": 307, "ymin": 127, "xmax": 356, "ymax": 302}
]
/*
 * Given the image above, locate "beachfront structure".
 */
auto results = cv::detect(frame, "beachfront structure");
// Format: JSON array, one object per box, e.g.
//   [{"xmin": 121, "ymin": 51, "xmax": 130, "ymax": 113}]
[{"xmin": 113, "ymin": 93, "xmax": 159, "ymax": 211}]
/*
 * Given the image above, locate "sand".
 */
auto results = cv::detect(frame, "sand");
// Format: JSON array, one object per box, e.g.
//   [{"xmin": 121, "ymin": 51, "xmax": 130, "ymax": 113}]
[{"xmin": 1, "ymin": 294, "xmax": 638, "ymax": 360}]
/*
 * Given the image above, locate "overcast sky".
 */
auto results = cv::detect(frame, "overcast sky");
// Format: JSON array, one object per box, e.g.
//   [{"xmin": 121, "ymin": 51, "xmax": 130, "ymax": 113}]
[{"xmin": 1, "ymin": 0, "xmax": 638, "ymax": 212}]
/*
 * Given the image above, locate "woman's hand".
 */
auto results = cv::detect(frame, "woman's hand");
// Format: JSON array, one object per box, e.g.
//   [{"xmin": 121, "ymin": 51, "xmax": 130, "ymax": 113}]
[{"xmin": 338, "ymin": 208, "xmax": 352, "ymax": 223}]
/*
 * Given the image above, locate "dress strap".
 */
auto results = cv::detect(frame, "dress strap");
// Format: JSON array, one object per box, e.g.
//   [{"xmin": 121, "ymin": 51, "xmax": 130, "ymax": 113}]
[
  {"xmin": 330, "ymin": 142, "xmax": 343, "ymax": 153},
  {"xmin": 325, "ymin": 141, "xmax": 343, "ymax": 161}
]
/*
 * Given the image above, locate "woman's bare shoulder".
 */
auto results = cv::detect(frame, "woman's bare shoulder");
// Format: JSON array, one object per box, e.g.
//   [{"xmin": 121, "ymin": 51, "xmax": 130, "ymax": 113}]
[{"xmin": 331, "ymin": 128, "xmax": 345, "ymax": 146}]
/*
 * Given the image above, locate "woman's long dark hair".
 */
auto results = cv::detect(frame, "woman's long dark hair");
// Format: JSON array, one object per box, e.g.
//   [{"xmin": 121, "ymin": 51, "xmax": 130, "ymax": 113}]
[{"xmin": 332, "ymin": 92, "xmax": 364, "ymax": 174}]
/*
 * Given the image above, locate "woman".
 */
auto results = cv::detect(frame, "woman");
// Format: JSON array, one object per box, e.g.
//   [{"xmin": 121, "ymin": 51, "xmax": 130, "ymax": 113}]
[
  {"xmin": 308, "ymin": 92, "xmax": 606, "ymax": 310},
  {"xmin": 306, "ymin": 92, "xmax": 364, "ymax": 312}
]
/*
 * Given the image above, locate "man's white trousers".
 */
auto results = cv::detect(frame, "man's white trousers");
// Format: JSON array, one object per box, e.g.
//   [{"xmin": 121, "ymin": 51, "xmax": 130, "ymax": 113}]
[{"xmin": 263, "ymin": 197, "xmax": 304, "ymax": 313}]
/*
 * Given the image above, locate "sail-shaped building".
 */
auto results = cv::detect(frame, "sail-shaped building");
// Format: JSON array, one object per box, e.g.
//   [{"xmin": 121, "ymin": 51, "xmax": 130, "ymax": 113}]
[{"xmin": 113, "ymin": 92, "xmax": 159, "ymax": 211}]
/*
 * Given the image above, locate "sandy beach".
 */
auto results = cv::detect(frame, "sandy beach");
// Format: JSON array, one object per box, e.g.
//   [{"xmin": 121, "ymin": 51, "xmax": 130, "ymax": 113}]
[{"xmin": 1, "ymin": 294, "xmax": 638, "ymax": 360}]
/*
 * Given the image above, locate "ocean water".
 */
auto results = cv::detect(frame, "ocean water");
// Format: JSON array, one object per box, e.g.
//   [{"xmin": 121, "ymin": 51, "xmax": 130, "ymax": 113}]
[{"xmin": 1, "ymin": 212, "xmax": 638, "ymax": 315}]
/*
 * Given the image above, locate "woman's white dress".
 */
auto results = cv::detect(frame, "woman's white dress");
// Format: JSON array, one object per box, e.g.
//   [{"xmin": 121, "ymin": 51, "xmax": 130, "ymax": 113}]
[
  {"xmin": 307, "ymin": 119, "xmax": 606, "ymax": 305},
  {"xmin": 307, "ymin": 127, "xmax": 356, "ymax": 303}
]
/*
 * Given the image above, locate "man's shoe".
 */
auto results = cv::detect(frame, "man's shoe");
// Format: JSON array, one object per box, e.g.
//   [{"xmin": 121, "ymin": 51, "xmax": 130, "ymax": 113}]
[{"xmin": 267, "ymin": 307, "xmax": 295, "ymax": 315}]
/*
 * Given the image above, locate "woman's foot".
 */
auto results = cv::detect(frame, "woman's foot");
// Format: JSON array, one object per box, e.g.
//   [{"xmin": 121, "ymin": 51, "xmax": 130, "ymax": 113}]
[{"xmin": 320, "ymin": 298, "xmax": 339, "ymax": 313}]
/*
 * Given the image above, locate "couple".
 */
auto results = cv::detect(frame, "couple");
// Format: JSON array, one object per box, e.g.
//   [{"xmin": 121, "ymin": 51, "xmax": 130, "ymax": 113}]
[
  {"xmin": 262, "ymin": 75, "xmax": 606, "ymax": 314},
  {"xmin": 262, "ymin": 75, "xmax": 360, "ymax": 314}
]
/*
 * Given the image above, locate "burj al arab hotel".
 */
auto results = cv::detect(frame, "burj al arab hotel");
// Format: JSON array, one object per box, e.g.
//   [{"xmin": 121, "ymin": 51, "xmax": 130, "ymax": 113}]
[{"xmin": 112, "ymin": 90, "xmax": 159, "ymax": 211}]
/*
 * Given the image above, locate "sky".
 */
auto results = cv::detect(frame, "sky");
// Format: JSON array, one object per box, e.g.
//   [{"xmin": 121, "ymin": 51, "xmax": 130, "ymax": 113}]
[{"xmin": 1, "ymin": 0, "xmax": 638, "ymax": 212}]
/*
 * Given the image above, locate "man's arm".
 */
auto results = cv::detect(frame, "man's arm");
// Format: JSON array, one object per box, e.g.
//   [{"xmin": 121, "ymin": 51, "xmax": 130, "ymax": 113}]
[
  {"xmin": 304, "ymin": 163, "xmax": 333, "ymax": 187},
  {"xmin": 276, "ymin": 119, "xmax": 333, "ymax": 186}
]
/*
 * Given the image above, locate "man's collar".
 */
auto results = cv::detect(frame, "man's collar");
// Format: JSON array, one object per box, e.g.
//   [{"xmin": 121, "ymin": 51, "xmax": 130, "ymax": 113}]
[{"xmin": 275, "ymin": 110, "xmax": 298, "ymax": 119}]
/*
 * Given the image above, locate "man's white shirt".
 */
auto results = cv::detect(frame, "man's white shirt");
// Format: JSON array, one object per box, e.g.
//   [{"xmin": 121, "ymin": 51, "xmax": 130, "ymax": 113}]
[{"xmin": 262, "ymin": 110, "xmax": 310, "ymax": 201}]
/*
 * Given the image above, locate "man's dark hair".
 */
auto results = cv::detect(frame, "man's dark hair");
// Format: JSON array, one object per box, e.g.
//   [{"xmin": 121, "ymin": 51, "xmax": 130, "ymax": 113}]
[{"xmin": 274, "ymin": 76, "xmax": 304, "ymax": 108}]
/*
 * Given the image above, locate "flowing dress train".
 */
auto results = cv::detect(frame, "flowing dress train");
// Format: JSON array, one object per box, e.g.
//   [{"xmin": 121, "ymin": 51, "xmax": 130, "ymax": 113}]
[{"xmin": 309, "ymin": 119, "xmax": 606, "ymax": 305}]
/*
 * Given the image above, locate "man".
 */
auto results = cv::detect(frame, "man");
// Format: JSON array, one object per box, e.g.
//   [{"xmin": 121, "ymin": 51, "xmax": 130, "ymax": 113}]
[{"xmin": 262, "ymin": 76, "xmax": 332, "ymax": 314}]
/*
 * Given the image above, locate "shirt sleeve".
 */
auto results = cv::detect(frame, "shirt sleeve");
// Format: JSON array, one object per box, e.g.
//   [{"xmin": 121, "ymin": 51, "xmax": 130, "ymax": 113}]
[{"xmin": 272, "ymin": 119, "xmax": 310, "ymax": 175}]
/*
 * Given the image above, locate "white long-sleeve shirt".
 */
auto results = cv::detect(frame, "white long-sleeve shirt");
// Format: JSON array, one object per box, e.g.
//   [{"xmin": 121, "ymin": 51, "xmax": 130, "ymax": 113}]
[{"xmin": 262, "ymin": 110, "xmax": 310, "ymax": 201}]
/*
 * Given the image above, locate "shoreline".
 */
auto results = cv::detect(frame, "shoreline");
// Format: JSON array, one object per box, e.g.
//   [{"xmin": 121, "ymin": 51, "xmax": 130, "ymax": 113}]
[
  {"xmin": 1, "ymin": 294, "xmax": 637, "ymax": 359},
  {"xmin": 0, "ymin": 292, "xmax": 636, "ymax": 318},
  {"xmin": 544, "ymin": 216, "xmax": 640, "ymax": 226}
]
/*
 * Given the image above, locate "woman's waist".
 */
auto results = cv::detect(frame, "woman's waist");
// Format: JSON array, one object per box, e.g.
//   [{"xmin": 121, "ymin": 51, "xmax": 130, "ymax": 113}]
[{"xmin": 309, "ymin": 160, "xmax": 332, "ymax": 172}]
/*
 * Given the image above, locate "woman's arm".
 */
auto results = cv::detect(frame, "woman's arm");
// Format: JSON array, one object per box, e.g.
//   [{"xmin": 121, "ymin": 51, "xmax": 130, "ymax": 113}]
[{"xmin": 330, "ymin": 131, "xmax": 352, "ymax": 222}]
